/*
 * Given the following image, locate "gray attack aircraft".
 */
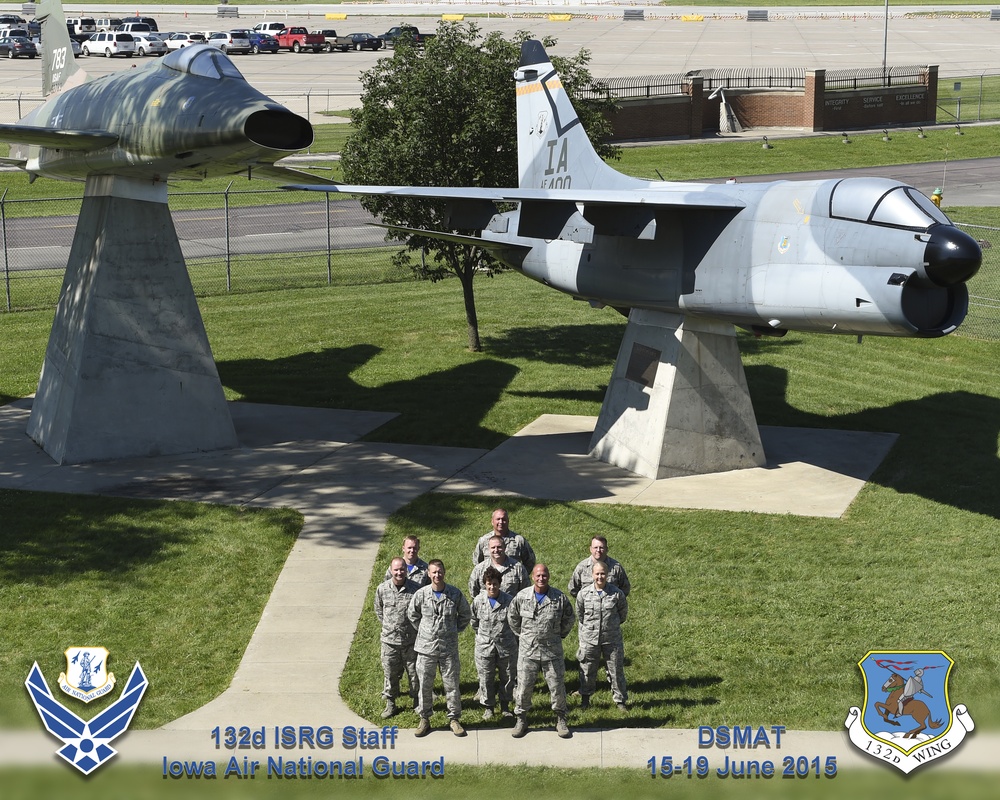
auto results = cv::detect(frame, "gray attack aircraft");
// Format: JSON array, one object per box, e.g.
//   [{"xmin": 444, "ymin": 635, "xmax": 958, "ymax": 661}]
[
  {"xmin": 289, "ymin": 39, "xmax": 981, "ymax": 339},
  {"xmin": 0, "ymin": 0, "xmax": 319, "ymax": 184}
]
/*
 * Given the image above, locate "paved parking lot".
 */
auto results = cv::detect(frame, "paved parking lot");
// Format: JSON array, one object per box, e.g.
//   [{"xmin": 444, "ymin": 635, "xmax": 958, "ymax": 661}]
[{"xmin": 4, "ymin": 7, "xmax": 1000, "ymax": 118}]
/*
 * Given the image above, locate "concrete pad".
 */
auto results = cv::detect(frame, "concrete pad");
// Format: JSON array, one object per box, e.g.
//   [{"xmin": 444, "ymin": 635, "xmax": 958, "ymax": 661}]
[{"xmin": 438, "ymin": 414, "xmax": 898, "ymax": 518}]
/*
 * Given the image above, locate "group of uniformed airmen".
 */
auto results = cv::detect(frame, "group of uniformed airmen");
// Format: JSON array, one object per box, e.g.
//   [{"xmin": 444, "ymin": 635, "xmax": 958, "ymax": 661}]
[{"xmin": 373, "ymin": 508, "xmax": 631, "ymax": 739}]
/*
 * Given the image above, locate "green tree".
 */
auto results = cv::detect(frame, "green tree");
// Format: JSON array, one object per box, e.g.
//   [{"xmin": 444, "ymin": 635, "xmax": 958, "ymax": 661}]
[{"xmin": 341, "ymin": 23, "xmax": 618, "ymax": 351}]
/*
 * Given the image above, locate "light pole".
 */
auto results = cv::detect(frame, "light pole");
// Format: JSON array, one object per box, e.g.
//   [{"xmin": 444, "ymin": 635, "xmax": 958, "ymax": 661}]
[{"xmin": 882, "ymin": 0, "xmax": 889, "ymax": 86}]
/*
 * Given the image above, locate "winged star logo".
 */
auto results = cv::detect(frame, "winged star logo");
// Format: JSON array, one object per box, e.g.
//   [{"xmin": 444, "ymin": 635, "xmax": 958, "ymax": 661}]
[
  {"xmin": 25, "ymin": 659, "xmax": 148, "ymax": 775},
  {"xmin": 845, "ymin": 650, "xmax": 974, "ymax": 773}
]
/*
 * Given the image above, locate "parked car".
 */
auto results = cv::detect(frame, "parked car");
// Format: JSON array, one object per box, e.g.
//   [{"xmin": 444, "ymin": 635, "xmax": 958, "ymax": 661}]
[
  {"xmin": 274, "ymin": 27, "xmax": 326, "ymax": 53},
  {"xmin": 116, "ymin": 23, "xmax": 152, "ymax": 36},
  {"xmin": 232, "ymin": 30, "xmax": 278, "ymax": 54},
  {"xmin": 0, "ymin": 14, "xmax": 25, "ymax": 26},
  {"xmin": 95, "ymin": 18, "xmax": 122, "ymax": 31},
  {"xmin": 380, "ymin": 25, "xmax": 434, "ymax": 48},
  {"xmin": 132, "ymin": 33, "xmax": 167, "ymax": 57},
  {"xmin": 310, "ymin": 29, "xmax": 352, "ymax": 52},
  {"xmin": 164, "ymin": 32, "xmax": 207, "ymax": 50},
  {"xmin": 252, "ymin": 21, "xmax": 286, "ymax": 35},
  {"xmin": 204, "ymin": 31, "xmax": 251, "ymax": 55},
  {"xmin": 0, "ymin": 35, "xmax": 37, "ymax": 58},
  {"xmin": 343, "ymin": 33, "xmax": 382, "ymax": 51},
  {"xmin": 33, "ymin": 35, "xmax": 83, "ymax": 58},
  {"xmin": 65, "ymin": 17, "xmax": 97, "ymax": 38},
  {"xmin": 121, "ymin": 16, "xmax": 158, "ymax": 32},
  {"xmin": 82, "ymin": 31, "xmax": 136, "ymax": 58}
]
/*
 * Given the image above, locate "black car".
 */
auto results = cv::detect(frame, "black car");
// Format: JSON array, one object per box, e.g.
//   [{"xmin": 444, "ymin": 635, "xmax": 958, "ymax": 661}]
[
  {"xmin": 0, "ymin": 35, "xmax": 37, "ymax": 58},
  {"xmin": 345, "ymin": 33, "xmax": 382, "ymax": 51}
]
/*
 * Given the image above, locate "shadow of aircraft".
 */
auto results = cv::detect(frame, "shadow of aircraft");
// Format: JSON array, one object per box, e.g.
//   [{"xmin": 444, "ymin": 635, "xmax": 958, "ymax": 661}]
[{"xmin": 217, "ymin": 345, "xmax": 520, "ymax": 449}]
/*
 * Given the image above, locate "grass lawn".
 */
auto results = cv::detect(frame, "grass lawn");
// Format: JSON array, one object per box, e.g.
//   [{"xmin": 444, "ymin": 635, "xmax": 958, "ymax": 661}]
[
  {"xmin": 3, "ymin": 274, "xmax": 999, "ymax": 742},
  {"xmin": 0, "ymin": 490, "xmax": 301, "ymax": 728}
]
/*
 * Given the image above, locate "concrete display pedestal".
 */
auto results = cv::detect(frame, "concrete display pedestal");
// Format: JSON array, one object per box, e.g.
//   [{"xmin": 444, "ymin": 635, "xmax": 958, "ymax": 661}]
[
  {"xmin": 27, "ymin": 176, "xmax": 238, "ymax": 464},
  {"xmin": 590, "ymin": 309, "xmax": 765, "ymax": 478}
]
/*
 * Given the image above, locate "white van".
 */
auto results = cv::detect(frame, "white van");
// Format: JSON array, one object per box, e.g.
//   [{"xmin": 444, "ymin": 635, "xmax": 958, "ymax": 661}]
[{"xmin": 81, "ymin": 31, "xmax": 136, "ymax": 58}]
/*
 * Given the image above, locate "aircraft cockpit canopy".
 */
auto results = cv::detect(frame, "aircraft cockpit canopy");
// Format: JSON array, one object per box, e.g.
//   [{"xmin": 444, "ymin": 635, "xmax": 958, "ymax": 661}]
[
  {"xmin": 830, "ymin": 177, "xmax": 950, "ymax": 231},
  {"xmin": 162, "ymin": 44, "xmax": 246, "ymax": 81}
]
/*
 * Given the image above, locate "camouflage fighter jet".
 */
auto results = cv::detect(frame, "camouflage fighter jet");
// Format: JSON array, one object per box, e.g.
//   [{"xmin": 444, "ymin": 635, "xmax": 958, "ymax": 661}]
[{"xmin": 0, "ymin": 0, "xmax": 318, "ymax": 184}]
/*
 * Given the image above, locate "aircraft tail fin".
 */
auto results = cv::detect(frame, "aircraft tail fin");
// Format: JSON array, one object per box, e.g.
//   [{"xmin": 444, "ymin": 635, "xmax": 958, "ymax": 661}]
[
  {"xmin": 36, "ymin": 0, "xmax": 83, "ymax": 96},
  {"xmin": 515, "ymin": 40, "xmax": 633, "ymax": 191}
]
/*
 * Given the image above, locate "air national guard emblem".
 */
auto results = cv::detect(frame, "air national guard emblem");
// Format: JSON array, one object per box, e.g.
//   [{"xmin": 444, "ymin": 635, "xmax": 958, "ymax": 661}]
[
  {"xmin": 25, "ymin": 650, "xmax": 148, "ymax": 775},
  {"xmin": 845, "ymin": 650, "xmax": 974, "ymax": 773},
  {"xmin": 59, "ymin": 646, "xmax": 115, "ymax": 702}
]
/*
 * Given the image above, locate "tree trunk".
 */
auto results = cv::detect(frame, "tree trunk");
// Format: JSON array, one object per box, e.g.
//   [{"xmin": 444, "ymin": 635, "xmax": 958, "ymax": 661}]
[{"xmin": 458, "ymin": 266, "xmax": 481, "ymax": 352}]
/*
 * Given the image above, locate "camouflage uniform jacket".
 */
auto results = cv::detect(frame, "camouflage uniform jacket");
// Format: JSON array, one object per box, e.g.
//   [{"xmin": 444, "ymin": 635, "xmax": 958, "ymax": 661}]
[
  {"xmin": 374, "ymin": 577, "xmax": 420, "ymax": 647},
  {"xmin": 508, "ymin": 585, "xmax": 574, "ymax": 660},
  {"xmin": 575, "ymin": 583, "xmax": 628, "ymax": 648},
  {"xmin": 406, "ymin": 583, "xmax": 472, "ymax": 657},
  {"xmin": 470, "ymin": 590, "xmax": 517, "ymax": 657},
  {"xmin": 383, "ymin": 558, "xmax": 430, "ymax": 587},
  {"xmin": 468, "ymin": 556, "xmax": 530, "ymax": 599},
  {"xmin": 568, "ymin": 555, "xmax": 631, "ymax": 598},
  {"xmin": 471, "ymin": 531, "xmax": 536, "ymax": 572}
]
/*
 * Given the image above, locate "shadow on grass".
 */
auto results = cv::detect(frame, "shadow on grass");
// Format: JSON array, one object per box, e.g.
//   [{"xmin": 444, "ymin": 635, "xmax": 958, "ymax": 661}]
[
  {"xmin": 217, "ymin": 345, "xmax": 520, "ymax": 449},
  {"xmin": 0, "ymin": 491, "xmax": 198, "ymax": 583},
  {"xmin": 483, "ymin": 323, "xmax": 625, "ymax": 368},
  {"xmin": 747, "ymin": 364, "xmax": 1000, "ymax": 518}
]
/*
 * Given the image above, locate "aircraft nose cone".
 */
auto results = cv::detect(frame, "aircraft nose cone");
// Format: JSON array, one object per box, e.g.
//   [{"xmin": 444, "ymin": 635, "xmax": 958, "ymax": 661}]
[{"xmin": 923, "ymin": 225, "xmax": 982, "ymax": 286}]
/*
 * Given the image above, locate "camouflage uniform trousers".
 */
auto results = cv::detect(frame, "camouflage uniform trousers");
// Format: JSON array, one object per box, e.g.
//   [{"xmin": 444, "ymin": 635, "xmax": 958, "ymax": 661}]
[
  {"xmin": 380, "ymin": 641, "xmax": 419, "ymax": 704},
  {"xmin": 577, "ymin": 640, "xmax": 627, "ymax": 704},
  {"xmin": 514, "ymin": 653, "xmax": 567, "ymax": 717},
  {"xmin": 474, "ymin": 643, "xmax": 516, "ymax": 710},
  {"xmin": 415, "ymin": 649, "xmax": 462, "ymax": 720}
]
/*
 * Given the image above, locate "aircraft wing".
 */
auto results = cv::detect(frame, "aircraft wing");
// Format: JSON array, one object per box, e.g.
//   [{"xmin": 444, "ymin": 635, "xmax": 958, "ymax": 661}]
[
  {"xmin": 368, "ymin": 222, "xmax": 534, "ymax": 259},
  {"xmin": 249, "ymin": 163, "xmax": 342, "ymax": 186},
  {"xmin": 0, "ymin": 123, "xmax": 118, "ymax": 151},
  {"xmin": 282, "ymin": 184, "xmax": 745, "ymax": 210}
]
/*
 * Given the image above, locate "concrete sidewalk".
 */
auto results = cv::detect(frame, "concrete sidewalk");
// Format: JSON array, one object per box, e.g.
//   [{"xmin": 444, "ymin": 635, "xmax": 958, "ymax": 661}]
[{"xmin": 2, "ymin": 400, "xmax": 994, "ymax": 771}]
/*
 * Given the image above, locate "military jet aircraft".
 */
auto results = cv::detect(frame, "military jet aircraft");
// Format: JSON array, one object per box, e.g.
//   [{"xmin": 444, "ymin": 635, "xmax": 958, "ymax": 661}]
[
  {"xmin": 0, "ymin": 0, "xmax": 316, "ymax": 184},
  {"xmin": 289, "ymin": 39, "xmax": 981, "ymax": 339}
]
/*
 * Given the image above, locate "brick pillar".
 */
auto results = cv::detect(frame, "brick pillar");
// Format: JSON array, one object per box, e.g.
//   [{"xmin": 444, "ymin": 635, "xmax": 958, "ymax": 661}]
[
  {"xmin": 925, "ymin": 65, "xmax": 938, "ymax": 124},
  {"xmin": 806, "ymin": 69, "xmax": 826, "ymax": 132},
  {"xmin": 687, "ymin": 75, "xmax": 704, "ymax": 139}
]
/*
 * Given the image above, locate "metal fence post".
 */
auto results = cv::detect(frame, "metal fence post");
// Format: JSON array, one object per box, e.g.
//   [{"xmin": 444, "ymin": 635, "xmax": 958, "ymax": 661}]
[
  {"xmin": 224, "ymin": 181, "xmax": 233, "ymax": 292},
  {"xmin": 326, "ymin": 192, "xmax": 332, "ymax": 285},
  {"xmin": 2, "ymin": 188, "xmax": 10, "ymax": 312}
]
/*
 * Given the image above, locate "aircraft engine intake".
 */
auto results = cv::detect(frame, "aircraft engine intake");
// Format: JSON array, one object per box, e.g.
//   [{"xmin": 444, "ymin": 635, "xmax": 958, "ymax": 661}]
[{"xmin": 244, "ymin": 110, "xmax": 313, "ymax": 152}]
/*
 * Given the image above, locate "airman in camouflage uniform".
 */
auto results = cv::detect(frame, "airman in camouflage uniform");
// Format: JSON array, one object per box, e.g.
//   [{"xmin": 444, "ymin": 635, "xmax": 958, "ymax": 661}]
[
  {"xmin": 508, "ymin": 563, "xmax": 575, "ymax": 738},
  {"xmin": 472, "ymin": 508, "xmax": 536, "ymax": 572},
  {"xmin": 576, "ymin": 561, "xmax": 629, "ymax": 710},
  {"xmin": 568, "ymin": 536, "xmax": 631, "ymax": 598},
  {"xmin": 469, "ymin": 535, "xmax": 531, "ymax": 598},
  {"xmin": 384, "ymin": 534, "xmax": 430, "ymax": 587},
  {"xmin": 374, "ymin": 557, "xmax": 421, "ymax": 719},
  {"xmin": 470, "ymin": 566, "xmax": 517, "ymax": 720},
  {"xmin": 407, "ymin": 559, "xmax": 472, "ymax": 737}
]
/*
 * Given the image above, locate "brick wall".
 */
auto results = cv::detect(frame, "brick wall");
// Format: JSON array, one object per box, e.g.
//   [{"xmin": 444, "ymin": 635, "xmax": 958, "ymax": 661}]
[{"xmin": 607, "ymin": 68, "xmax": 938, "ymax": 140}]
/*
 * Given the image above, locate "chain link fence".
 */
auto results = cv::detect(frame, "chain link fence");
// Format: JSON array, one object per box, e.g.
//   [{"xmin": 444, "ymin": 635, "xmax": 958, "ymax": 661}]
[
  {"xmin": 1, "ymin": 189, "xmax": 412, "ymax": 313},
  {"xmin": 953, "ymin": 220, "xmax": 1000, "ymax": 340}
]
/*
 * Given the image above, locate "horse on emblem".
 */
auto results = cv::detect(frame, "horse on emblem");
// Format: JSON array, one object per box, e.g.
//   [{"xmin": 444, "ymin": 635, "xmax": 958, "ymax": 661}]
[{"xmin": 874, "ymin": 672, "xmax": 944, "ymax": 738}]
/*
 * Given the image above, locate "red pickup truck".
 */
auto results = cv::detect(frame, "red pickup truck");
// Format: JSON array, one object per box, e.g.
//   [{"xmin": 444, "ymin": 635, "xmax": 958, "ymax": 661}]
[{"xmin": 275, "ymin": 27, "xmax": 325, "ymax": 53}]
